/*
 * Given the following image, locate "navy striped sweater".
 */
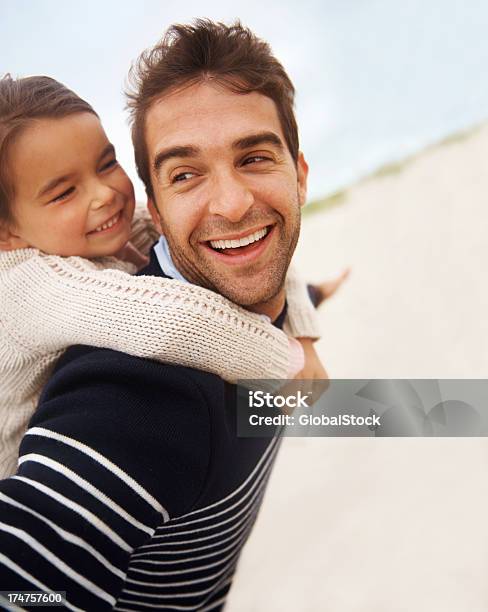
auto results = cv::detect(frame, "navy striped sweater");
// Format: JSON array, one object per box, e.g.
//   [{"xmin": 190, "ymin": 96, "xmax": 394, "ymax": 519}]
[{"xmin": 0, "ymin": 255, "xmax": 283, "ymax": 610}]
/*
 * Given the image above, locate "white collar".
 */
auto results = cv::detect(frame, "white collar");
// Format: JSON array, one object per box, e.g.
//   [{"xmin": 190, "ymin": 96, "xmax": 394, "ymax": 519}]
[{"xmin": 153, "ymin": 236, "xmax": 188, "ymax": 283}]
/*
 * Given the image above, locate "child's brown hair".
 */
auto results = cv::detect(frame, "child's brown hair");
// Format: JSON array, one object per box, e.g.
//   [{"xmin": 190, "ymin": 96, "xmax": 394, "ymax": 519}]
[{"xmin": 0, "ymin": 74, "xmax": 97, "ymax": 224}]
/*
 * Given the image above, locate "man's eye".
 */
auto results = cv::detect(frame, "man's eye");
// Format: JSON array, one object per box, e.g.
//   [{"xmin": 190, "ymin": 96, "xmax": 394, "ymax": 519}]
[
  {"xmin": 50, "ymin": 186, "xmax": 75, "ymax": 203},
  {"xmin": 172, "ymin": 171, "xmax": 195, "ymax": 183},
  {"xmin": 101, "ymin": 158, "xmax": 118, "ymax": 171},
  {"xmin": 242, "ymin": 155, "xmax": 270, "ymax": 165}
]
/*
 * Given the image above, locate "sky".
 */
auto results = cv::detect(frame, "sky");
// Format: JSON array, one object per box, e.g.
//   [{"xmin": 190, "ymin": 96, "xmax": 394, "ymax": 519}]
[{"xmin": 2, "ymin": 0, "xmax": 488, "ymax": 201}]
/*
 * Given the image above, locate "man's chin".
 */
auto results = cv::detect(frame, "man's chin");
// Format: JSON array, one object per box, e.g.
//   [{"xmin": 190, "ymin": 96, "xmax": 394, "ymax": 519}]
[{"xmin": 210, "ymin": 276, "xmax": 285, "ymax": 309}]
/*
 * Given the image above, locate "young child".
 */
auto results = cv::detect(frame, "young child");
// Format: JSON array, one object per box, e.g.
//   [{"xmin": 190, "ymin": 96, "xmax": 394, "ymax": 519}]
[{"xmin": 0, "ymin": 74, "xmax": 335, "ymax": 479}]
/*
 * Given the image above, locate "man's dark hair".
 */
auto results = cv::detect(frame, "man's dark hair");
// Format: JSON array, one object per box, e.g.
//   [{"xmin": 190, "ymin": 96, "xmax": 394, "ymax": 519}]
[
  {"xmin": 0, "ymin": 74, "xmax": 97, "ymax": 225},
  {"xmin": 126, "ymin": 19, "xmax": 299, "ymax": 198}
]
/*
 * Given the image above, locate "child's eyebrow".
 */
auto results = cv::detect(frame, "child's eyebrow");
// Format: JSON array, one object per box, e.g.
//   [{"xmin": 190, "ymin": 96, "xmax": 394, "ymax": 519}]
[
  {"xmin": 37, "ymin": 174, "xmax": 73, "ymax": 199},
  {"xmin": 98, "ymin": 143, "xmax": 116, "ymax": 160}
]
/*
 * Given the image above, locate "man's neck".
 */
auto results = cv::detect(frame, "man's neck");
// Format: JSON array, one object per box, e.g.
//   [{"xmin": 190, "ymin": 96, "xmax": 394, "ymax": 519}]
[
  {"xmin": 245, "ymin": 289, "xmax": 286, "ymax": 323},
  {"xmin": 153, "ymin": 236, "xmax": 286, "ymax": 322}
]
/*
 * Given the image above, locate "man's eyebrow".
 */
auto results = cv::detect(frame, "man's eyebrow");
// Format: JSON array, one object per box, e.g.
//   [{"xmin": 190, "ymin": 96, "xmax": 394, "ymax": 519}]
[
  {"xmin": 232, "ymin": 132, "xmax": 284, "ymax": 151},
  {"xmin": 153, "ymin": 145, "xmax": 200, "ymax": 173}
]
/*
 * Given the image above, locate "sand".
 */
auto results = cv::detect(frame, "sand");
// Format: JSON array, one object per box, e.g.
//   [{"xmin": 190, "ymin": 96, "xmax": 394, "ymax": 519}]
[{"xmin": 227, "ymin": 124, "xmax": 488, "ymax": 611}]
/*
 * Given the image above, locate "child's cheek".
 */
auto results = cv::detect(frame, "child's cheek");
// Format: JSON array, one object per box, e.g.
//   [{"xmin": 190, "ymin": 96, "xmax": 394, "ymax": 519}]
[{"xmin": 58, "ymin": 207, "xmax": 87, "ymax": 241}]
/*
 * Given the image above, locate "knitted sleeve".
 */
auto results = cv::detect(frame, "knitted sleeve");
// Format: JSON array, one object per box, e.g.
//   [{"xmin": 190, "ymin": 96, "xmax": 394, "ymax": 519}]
[
  {"xmin": 127, "ymin": 204, "xmax": 321, "ymax": 340},
  {"xmin": 283, "ymin": 264, "xmax": 322, "ymax": 340},
  {"xmin": 2, "ymin": 251, "xmax": 295, "ymax": 382},
  {"xmin": 126, "ymin": 203, "xmax": 320, "ymax": 340}
]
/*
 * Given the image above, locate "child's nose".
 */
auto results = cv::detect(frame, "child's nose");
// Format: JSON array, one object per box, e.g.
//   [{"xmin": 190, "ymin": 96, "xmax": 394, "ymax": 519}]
[{"xmin": 90, "ymin": 182, "xmax": 116, "ymax": 209}]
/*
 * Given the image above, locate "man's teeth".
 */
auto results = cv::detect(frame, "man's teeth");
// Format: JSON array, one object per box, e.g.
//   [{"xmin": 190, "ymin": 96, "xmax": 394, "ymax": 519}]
[
  {"xmin": 94, "ymin": 213, "xmax": 120, "ymax": 233},
  {"xmin": 210, "ymin": 227, "xmax": 268, "ymax": 250}
]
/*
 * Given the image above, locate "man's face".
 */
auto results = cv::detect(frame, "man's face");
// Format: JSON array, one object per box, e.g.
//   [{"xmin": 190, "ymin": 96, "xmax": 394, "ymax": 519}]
[{"xmin": 145, "ymin": 82, "xmax": 308, "ymax": 308}]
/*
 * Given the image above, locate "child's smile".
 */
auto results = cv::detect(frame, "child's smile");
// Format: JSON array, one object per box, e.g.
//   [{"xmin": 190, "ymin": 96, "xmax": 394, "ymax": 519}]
[{"xmin": 88, "ymin": 211, "xmax": 123, "ymax": 235}]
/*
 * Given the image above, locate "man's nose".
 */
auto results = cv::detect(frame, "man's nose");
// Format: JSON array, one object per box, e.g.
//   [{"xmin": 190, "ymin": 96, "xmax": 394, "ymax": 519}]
[
  {"xmin": 90, "ymin": 181, "xmax": 116, "ymax": 210},
  {"xmin": 208, "ymin": 171, "xmax": 254, "ymax": 222}
]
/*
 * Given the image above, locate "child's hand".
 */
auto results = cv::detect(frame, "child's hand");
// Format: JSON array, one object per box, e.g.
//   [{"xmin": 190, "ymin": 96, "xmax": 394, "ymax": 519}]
[
  {"xmin": 115, "ymin": 241, "xmax": 149, "ymax": 270},
  {"xmin": 309, "ymin": 267, "xmax": 350, "ymax": 308},
  {"xmin": 277, "ymin": 338, "xmax": 328, "ymax": 415},
  {"xmin": 296, "ymin": 337, "xmax": 328, "ymax": 380}
]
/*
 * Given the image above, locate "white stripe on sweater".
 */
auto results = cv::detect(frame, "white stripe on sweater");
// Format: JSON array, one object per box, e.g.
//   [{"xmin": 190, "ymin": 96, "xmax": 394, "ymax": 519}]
[
  {"xmin": 151, "ymin": 476, "xmax": 268, "ymax": 540},
  {"xmin": 134, "ymin": 501, "xmax": 260, "ymax": 554},
  {"xmin": 0, "ymin": 593, "xmax": 25, "ymax": 612},
  {"xmin": 128, "ymin": 542, "xmax": 244, "ymax": 578},
  {"xmin": 114, "ymin": 578, "xmax": 232, "ymax": 612},
  {"xmin": 12, "ymin": 476, "xmax": 132, "ymax": 552},
  {"xmin": 115, "ymin": 575, "xmax": 234, "ymax": 611},
  {"xmin": 198, "ymin": 594, "xmax": 229, "ymax": 612},
  {"xmin": 131, "ymin": 526, "xmax": 252, "ymax": 572},
  {"xmin": 121, "ymin": 570, "xmax": 235, "ymax": 605},
  {"xmin": 0, "ymin": 523, "xmax": 114, "ymax": 606},
  {"xmin": 132, "ymin": 511, "xmax": 257, "ymax": 559},
  {"xmin": 0, "ymin": 553, "xmax": 82, "ymax": 612},
  {"xmin": 25, "ymin": 427, "xmax": 169, "ymax": 521},
  {"xmin": 19, "ymin": 453, "xmax": 154, "ymax": 535},
  {"xmin": 126, "ymin": 550, "xmax": 239, "ymax": 588},
  {"xmin": 141, "ymin": 502, "xmax": 259, "ymax": 548},
  {"xmin": 173, "ymin": 435, "xmax": 279, "ymax": 521},
  {"xmin": 156, "ymin": 437, "xmax": 278, "ymax": 530},
  {"xmin": 115, "ymin": 591, "xmax": 231, "ymax": 612},
  {"xmin": 0, "ymin": 492, "xmax": 126, "ymax": 580}
]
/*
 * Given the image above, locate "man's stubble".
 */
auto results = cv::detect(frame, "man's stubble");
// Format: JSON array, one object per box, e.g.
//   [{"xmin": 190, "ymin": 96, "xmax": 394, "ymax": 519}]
[{"xmin": 158, "ymin": 199, "xmax": 302, "ymax": 308}]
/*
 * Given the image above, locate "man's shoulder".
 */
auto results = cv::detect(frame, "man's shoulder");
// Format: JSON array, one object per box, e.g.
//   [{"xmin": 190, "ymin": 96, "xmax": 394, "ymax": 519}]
[
  {"xmin": 45, "ymin": 343, "xmax": 225, "ymax": 402},
  {"xmin": 32, "ymin": 344, "xmax": 223, "ymax": 518},
  {"xmin": 54, "ymin": 341, "xmax": 219, "ymax": 382}
]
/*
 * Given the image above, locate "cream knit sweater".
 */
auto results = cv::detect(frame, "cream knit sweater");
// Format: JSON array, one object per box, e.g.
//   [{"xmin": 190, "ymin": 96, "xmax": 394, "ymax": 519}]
[{"xmin": 0, "ymin": 207, "xmax": 320, "ymax": 478}]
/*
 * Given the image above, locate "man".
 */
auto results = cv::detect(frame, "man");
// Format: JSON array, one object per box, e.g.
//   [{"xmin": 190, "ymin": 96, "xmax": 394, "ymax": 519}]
[{"xmin": 0, "ymin": 20, "xmax": 326, "ymax": 610}]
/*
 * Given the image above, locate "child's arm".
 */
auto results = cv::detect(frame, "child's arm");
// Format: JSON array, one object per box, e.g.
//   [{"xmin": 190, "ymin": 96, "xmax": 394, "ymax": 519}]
[
  {"xmin": 126, "ymin": 206, "xmax": 323, "ymax": 342},
  {"xmin": 283, "ymin": 263, "xmax": 322, "ymax": 340},
  {"xmin": 2, "ymin": 251, "xmax": 310, "ymax": 382}
]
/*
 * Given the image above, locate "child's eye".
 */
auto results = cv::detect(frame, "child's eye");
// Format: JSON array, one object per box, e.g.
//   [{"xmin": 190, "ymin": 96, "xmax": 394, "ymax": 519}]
[
  {"xmin": 50, "ymin": 186, "xmax": 75, "ymax": 203},
  {"xmin": 100, "ymin": 158, "xmax": 118, "ymax": 171}
]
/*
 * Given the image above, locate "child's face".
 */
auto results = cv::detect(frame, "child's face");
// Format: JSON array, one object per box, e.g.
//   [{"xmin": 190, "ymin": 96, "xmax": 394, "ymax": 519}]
[{"xmin": 8, "ymin": 112, "xmax": 135, "ymax": 257}]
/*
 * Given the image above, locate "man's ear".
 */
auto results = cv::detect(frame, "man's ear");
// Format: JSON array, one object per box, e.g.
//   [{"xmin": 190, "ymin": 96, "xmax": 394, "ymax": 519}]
[
  {"xmin": 297, "ymin": 152, "xmax": 309, "ymax": 208},
  {"xmin": 147, "ymin": 198, "xmax": 163, "ymax": 235},
  {"xmin": 0, "ymin": 223, "xmax": 29, "ymax": 251}
]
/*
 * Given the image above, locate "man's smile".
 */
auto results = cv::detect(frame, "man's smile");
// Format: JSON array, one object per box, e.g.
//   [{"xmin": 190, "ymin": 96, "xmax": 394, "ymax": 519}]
[
  {"xmin": 207, "ymin": 224, "xmax": 270, "ymax": 247},
  {"xmin": 202, "ymin": 224, "xmax": 275, "ymax": 264}
]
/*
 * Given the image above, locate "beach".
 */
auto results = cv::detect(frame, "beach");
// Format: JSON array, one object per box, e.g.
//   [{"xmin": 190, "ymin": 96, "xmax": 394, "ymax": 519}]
[{"xmin": 227, "ymin": 124, "xmax": 488, "ymax": 611}]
